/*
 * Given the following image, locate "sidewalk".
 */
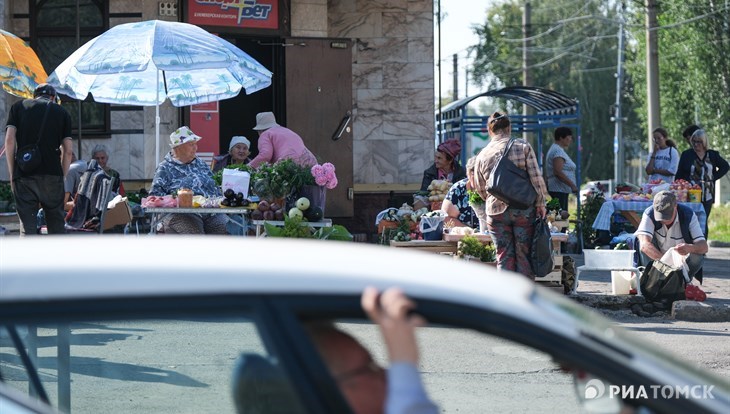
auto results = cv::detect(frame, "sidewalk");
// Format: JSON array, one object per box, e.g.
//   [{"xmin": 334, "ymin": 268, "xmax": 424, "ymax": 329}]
[{"xmin": 569, "ymin": 246, "xmax": 730, "ymax": 322}]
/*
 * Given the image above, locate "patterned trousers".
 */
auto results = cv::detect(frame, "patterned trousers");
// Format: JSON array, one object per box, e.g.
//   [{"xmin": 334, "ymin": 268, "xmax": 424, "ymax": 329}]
[
  {"xmin": 487, "ymin": 206, "xmax": 537, "ymax": 279},
  {"xmin": 163, "ymin": 213, "xmax": 228, "ymax": 234}
]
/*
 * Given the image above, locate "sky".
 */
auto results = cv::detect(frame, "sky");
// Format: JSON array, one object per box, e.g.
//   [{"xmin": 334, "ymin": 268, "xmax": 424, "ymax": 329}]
[{"xmin": 434, "ymin": 0, "xmax": 494, "ymax": 101}]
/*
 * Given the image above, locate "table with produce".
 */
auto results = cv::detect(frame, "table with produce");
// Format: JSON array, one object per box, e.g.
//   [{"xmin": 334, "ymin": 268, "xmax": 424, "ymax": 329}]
[{"xmin": 592, "ymin": 179, "xmax": 706, "ymax": 231}]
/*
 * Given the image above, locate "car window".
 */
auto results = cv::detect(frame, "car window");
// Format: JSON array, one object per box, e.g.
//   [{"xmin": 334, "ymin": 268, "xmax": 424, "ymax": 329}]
[
  {"xmin": 325, "ymin": 321, "xmax": 585, "ymax": 413},
  {"xmin": 1, "ymin": 316, "xmax": 304, "ymax": 414}
]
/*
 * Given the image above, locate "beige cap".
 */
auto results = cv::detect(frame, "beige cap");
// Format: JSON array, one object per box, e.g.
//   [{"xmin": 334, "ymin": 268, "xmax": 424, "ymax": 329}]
[{"xmin": 253, "ymin": 112, "xmax": 279, "ymax": 131}]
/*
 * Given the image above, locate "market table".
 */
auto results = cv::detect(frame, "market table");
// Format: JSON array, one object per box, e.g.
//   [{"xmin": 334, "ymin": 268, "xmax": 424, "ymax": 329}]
[
  {"xmin": 591, "ymin": 200, "xmax": 706, "ymax": 231},
  {"xmin": 145, "ymin": 207, "xmax": 252, "ymax": 235},
  {"xmin": 389, "ymin": 240, "xmax": 459, "ymax": 254},
  {"xmin": 253, "ymin": 218, "xmax": 332, "ymax": 237}
]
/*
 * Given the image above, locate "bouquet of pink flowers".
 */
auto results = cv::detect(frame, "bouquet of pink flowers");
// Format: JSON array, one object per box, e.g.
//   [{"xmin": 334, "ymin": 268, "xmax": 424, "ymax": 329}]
[{"xmin": 311, "ymin": 162, "xmax": 338, "ymax": 189}]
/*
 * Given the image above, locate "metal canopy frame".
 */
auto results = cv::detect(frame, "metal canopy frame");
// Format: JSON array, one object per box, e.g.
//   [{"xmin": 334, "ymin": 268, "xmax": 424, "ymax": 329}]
[{"xmin": 436, "ymin": 86, "xmax": 583, "ymax": 246}]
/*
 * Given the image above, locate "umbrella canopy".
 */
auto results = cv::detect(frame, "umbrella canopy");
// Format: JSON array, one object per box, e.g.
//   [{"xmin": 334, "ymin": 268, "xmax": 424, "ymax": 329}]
[
  {"xmin": 49, "ymin": 20, "xmax": 272, "ymax": 106},
  {"xmin": 47, "ymin": 20, "xmax": 273, "ymax": 163},
  {"xmin": 0, "ymin": 29, "xmax": 48, "ymax": 99}
]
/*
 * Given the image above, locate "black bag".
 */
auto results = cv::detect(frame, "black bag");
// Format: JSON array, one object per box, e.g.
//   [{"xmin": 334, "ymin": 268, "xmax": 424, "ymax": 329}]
[
  {"xmin": 486, "ymin": 138, "xmax": 537, "ymax": 209},
  {"xmin": 639, "ymin": 260, "xmax": 686, "ymax": 303},
  {"xmin": 14, "ymin": 101, "xmax": 51, "ymax": 174},
  {"xmin": 531, "ymin": 217, "xmax": 554, "ymax": 278},
  {"xmin": 15, "ymin": 144, "xmax": 43, "ymax": 173}
]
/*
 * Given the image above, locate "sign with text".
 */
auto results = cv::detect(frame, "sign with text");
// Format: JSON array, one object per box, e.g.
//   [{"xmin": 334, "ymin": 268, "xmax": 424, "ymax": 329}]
[{"xmin": 188, "ymin": 0, "xmax": 278, "ymax": 30}]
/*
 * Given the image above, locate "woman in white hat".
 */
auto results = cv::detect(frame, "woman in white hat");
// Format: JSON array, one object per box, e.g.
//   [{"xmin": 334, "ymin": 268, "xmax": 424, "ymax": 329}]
[
  {"xmin": 150, "ymin": 126, "xmax": 227, "ymax": 234},
  {"xmin": 212, "ymin": 136, "xmax": 252, "ymax": 172}
]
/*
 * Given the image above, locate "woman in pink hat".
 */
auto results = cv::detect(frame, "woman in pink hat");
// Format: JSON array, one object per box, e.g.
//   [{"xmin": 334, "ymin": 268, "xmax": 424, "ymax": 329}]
[{"xmin": 419, "ymin": 138, "xmax": 466, "ymax": 191}]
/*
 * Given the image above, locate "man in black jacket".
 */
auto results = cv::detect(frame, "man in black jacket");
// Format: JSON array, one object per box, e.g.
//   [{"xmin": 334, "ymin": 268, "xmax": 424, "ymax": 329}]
[{"xmin": 4, "ymin": 83, "xmax": 73, "ymax": 235}]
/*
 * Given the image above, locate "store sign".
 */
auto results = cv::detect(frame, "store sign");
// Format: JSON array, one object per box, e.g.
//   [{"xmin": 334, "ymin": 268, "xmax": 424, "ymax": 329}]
[{"xmin": 188, "ymin": 0, "xmax": 278, "ymax": 29}]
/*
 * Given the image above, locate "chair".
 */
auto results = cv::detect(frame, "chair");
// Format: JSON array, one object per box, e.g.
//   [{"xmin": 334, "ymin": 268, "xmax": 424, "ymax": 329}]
[
  {"xmin": 231, "ymin": 353, "xmax": 305, "ymax": 414},
  {"xmin": 573, "ymin": 249, "xmax": 642, "ymax": 296},
  {"xmin": 65, "ymin": 160, "xmax": 117, "ymax": 234}
]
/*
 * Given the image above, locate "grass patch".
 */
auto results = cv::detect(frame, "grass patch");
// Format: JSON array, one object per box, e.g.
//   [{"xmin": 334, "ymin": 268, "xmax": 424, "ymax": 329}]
[{"xmin": 709, "ymin": 204, "xmax": 730, "ymax": 242}]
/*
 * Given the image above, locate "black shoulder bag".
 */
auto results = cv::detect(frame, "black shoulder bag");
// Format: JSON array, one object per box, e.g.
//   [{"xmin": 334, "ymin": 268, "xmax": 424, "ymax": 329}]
[
  {"xmin": 486, "ymin": 138, "xmax": 537, "ymax": 209},
  {"xmin": 15, "ymin": 102, "xmax": 51, "ymax": 174}
]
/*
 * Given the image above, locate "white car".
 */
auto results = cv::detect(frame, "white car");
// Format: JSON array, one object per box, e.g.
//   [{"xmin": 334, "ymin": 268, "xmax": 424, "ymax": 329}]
[{"xmin": 1, "ymin": 237, "xmax": 728, "ymax": 413}]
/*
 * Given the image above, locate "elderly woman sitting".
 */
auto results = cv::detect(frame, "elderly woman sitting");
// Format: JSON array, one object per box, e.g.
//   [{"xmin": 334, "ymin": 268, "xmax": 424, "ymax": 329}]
[
  {"xmin": 441, "ymin": 157, "xmax": 479, "ymax": 229},
  {"xmin": 212, "ymin": 136, "xmax": 252, "ymax": 172},
  {"xmin": 150, "ymin": 126, "xmax": 227, "ymax": 234},
  {"xmin": 91, "ymin": 144, "xmax": 124, "ymax": 195}
]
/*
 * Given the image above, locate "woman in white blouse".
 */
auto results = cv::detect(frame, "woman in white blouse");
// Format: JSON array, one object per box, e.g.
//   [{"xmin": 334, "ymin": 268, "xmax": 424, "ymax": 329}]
[
  {"xmin": 645, "ymin": 127, "xmax": 679, "ymax": 183},
  {"xmin": 544, "ymin": 127, "xmax": 578, "ymax": 211}
]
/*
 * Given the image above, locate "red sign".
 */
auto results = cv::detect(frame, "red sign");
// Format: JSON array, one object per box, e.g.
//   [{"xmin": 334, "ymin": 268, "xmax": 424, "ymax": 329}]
[
  {"xmin": 191, "ymin": 101, "xmax": 219, "ymax": 113},
  {"xmin": 188, "ymin": 0, "xmax": 278, "ymax": 30}
]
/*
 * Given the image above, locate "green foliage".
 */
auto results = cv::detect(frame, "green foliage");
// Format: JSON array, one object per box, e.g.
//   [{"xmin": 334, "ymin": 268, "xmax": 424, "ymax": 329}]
[
  {"xmin": 579, "ymin": 191, "xmax": 606, "ymax": 248},
  {"xmin": 457, "ymin": 236, "xmax": 496, "ymax": 262},
  {"xmin": 708, "ymin": 204, "xmax": 730, "ymax": 243},
  {"xmin": 0, "ymin": 181, "xmax": 13, "ymax": 202},
  {"xmin": 264, "ymin": 216, "xmax": 353, "ymax": 241},
  {"xmin": 469, "ymin": 0, "xmax": 644, "ymax": 182},
  {"xmin": 467, "ymin": 190, "xmax": 484, "ymax": 205},
  {"xmin": 546, "ymin": 197, "xmax": 562, "ymax": 213}
]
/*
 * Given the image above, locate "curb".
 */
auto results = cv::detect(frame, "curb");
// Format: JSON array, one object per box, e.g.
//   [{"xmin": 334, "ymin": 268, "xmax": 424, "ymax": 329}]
[
  {"xmin": 672, "ymin": 301, "xmax": 730, "ymax": 322},
  {"xmin": 708, "ymin": 240, "xmax": 730, "ymax": 248}
]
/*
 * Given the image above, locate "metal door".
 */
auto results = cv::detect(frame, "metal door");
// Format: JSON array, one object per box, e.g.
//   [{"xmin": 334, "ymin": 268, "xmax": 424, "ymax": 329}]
[{"xmin": 285, "ymin": 38, "xmax": 353, "ymax": 217}]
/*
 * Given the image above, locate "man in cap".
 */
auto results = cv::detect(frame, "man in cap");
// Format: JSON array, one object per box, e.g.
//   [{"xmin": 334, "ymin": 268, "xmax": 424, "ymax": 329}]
[
  {"xmin": 212, "ymin": 135, "xmax": 252, "ymax": 172},
  {"xmin": 150, "ymin": 126, "xmax": 227, "ymax": 234},
  {"xmin": 4, "ymin": 83, "xmax": 73, "ymax": 235},
  {"xmin": 248, "ymin": 111, "xmax": 316, "ymax": 169},
  {"xmin": 635, "ymin": 190, "xmax": 707, "ymax": 281}
]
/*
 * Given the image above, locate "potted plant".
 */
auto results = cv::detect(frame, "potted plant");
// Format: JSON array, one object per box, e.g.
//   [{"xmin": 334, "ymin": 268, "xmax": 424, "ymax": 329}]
[
  {"xmin": 0, "ymin": 181, "xmax": 13, "ymax": 212},
  {"xmin": 457, "ymin": 235, "xmax": 496, "ymax": 265}
]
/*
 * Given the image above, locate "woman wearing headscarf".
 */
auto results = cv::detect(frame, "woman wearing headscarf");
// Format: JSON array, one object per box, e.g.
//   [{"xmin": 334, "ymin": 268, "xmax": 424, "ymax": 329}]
[
  {"xmin": 473, "ymin": 111, "xmax": 548, "ymax": 279},
  {"xmin": 675, "ymin": 128, "xmax": 729, "ymax": 236},
  {"xmin": 420, "ymin": 138, "xmax": 466, "ymax": 191},
  {"xmin": 212, "ymin": 136, "xmax": 252, "ymax": 172},
  {"xmin": 645, "ymin": 127, "xmax": 679, "ymax": 183}
]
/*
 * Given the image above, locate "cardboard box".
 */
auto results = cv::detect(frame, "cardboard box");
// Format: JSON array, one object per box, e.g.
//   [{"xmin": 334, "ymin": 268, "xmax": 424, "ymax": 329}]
[{"xmin": 104, "ymin": 197, "xmax": 132, "ymax": 230}]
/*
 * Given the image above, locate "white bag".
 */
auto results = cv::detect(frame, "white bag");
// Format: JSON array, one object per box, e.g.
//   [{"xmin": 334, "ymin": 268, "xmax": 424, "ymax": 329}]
[
  {"xmin": 659, "ymin": 248, "xmax": 690, "ymax": 283},
  {"xmin": 221, "ymin": 169, "xmax": 250, "ymax": 199}
]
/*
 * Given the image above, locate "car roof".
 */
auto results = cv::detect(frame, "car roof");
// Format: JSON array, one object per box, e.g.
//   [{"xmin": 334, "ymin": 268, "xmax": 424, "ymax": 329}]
[{"xmin": 0, "ymin": 237, "xmax": 535, "ymax": 310}]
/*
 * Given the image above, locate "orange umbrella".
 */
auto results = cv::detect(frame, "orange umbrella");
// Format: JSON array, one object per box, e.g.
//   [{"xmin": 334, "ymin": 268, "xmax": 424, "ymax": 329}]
[{"xmin": 0, "ymin": 29, "xmax": 48, "ymax": 99}]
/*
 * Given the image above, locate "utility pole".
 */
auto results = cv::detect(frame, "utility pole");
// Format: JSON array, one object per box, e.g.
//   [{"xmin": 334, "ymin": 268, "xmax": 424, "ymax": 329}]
[
  {"xmin": 452, "ymin": 53, "xmax": 458, "ymax": 101},
  {"xmin": 646, "ymin": 0, "xmax": 661, "ymax": 151},
  {"xmin": 522, "ymin": 1, "xmax": 531, "ymax": 142},
  {"xmin": 465, "ymin": 67, "xmax": 469, "ymax": 98},
  {"xmin": 613, "ymin": 1, "xmax": 626, "ymax": 184}
]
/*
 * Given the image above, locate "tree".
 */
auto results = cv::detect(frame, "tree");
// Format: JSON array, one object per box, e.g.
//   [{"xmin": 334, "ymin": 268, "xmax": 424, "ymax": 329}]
[{"xmin": 470, "ymin": 0, "xmax": 643, "ymax": 182}]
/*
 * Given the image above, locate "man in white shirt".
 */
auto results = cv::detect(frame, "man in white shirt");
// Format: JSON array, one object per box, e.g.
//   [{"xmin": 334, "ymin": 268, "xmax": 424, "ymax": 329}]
[{"xmin": 635, "ymin": 191, "xmax": 708, "ymax": 282}]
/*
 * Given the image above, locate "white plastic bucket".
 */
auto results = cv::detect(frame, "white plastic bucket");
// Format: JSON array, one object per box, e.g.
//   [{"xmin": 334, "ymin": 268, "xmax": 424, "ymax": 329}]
[{"xmin": 611, "ymin": 271, "xmax": 634, "ymax": 295}]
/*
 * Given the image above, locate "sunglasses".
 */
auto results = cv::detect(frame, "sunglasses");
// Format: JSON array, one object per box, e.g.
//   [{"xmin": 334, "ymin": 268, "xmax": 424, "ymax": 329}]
[{"xmin": 692, "ymin": 140, "xmax": 703, "ymax": 145}]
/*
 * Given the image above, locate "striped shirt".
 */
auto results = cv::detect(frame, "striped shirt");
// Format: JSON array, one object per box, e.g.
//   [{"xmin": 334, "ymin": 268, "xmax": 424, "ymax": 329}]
[{"xmin": 473, "ymin": 133, "xmax": 548, "ymax": 215}]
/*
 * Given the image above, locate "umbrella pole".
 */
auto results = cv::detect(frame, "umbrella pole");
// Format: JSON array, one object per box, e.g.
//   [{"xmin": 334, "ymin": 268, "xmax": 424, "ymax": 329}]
[{"xmin": 155, "ymin": 69, "xmax": 160, "ymax": 165}]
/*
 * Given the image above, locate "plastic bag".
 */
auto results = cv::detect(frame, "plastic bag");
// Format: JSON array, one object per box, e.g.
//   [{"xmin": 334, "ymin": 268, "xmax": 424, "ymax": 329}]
[
  {"xmin": 659, "ymin": 248, "xmax": 690, "ymax": 283},
  {"xmin": 419, "ymin": 215, "xmax": 445, "ymax": 241},
  {"xmin": 222, "ymin": 169, "xmax": 250, "ymax": 199},
  {"xmin": 530, "ymin": 218, "xmax": 554, "ymax": 278}
]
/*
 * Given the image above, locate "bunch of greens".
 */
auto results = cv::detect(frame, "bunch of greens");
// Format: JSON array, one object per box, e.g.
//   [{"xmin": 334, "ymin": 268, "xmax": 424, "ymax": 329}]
[
  {"xmin": 0, "ymin": 181, "xmax": 13, "ymax": 202},
  {"xmin": 467, "ymin": 190, "xmax": 484, "ymax": 205},
  {"xmin": 215, "ymin": 160, "xmax": 315, "ymax": 200},
  {"xmin": 457, "ymin": 236, "xmax": 496, "ymax": 262},
  {"xmin": 546, "ymin": 197, "xmax": 562, "ymax": 213},
  {"xmin": 264, "ymin": 216, "xmax": 353, "ymax": 241}
]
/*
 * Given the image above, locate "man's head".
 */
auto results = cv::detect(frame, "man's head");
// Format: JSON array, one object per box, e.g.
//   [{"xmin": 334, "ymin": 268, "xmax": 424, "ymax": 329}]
[
  {"xmin": 653, "ymin": 190, "xmax": 677, "ymax": 223},
  {"xmin": 33, "ymin": 83, "xmax": 56, "ymax": 99},
  {"xmin": 682, "ymin": 125, "xmax": 700, "ymax": 143},
  {"xmin": 307, "ymin": 323, "xmax": 386, "ymax": 413}
]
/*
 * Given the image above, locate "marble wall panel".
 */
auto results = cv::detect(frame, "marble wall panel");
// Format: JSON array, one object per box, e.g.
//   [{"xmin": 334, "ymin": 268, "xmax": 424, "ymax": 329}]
[
  {"xmin": 111, "ymin": 110, "xmax": 144, "ymax": 130},
  {"xmin": 110, "ymin": 0, "xmax": 140, "ymax": 13},
  {"xmin": 329, "ymin": 12, "xmax": 381, "ymax": 38},
  {"xmin": 408, "ymin": 0, "xmax": 432, "ymax": 13},
  {"xmin": 128, "ymin": 133, "xmax": 146, "ymax": 179},
  {"xmin": 355, "ymin": 0, "xmax": 407, "ymax": 13},
  {"xmin": 291, "ymin": 2, "xmax": 328, "ymax": 37},
  {"xmin": 383, "ymin": 62, "xmax": 433, "ymax": 89},
  {"xmin": 354, "ymin": 38, "xmax": 408, "ymax": 64},
  {"xmin": 382, "ymin": 13, "xmax": 408, "ymax": 38},
  {"xmin": 353, "ymin": 64, "xmax": 383, "ymax": 89},
  {"xmin": 398, "ymin": 138, "xmax": 433, "ymax": 184},
  {"xmin": 353, "ymin": 139, "xmax": 399, "ymax": 184},
  {"xmin": 352, "ymin": 113, "xmax": 383, "ymax": 141},
  {"xmin": 406, "ymin": 12, "xmax": 432, "ymax": 37},
  {"xmin": 408, "ymin": 37, "xmax": 432, "ymax": 63},
  {"xmin": 382, "ymin": 113, "xmax": 433, "ymax": 141},
  {"xmin": 328, "ymin": 0, "xmax": 356, "ymax": 14},
  {"xmin": 356, "ymin": 89, "xmax": 389, "ymax": 116}
]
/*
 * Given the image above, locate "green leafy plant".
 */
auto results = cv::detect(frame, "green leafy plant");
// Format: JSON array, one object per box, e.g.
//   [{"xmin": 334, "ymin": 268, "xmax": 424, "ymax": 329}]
[
  {"xmin": 457, "ymin": 236, "xmax": 496, "ymax": 262},
  {"xmin": 0, "ymin": 181, "xmax": 13, "ymax": 202},
  {"xmin": 546, "ymin": 197, "xmax": 562, "ymax": 213},
  {"xmin": 467, "ymin": 190, "xmax": 484, "ymax": 205},
  {"xmin": 264, "ymin": 216, "xmax": 353, "ymax": 241},
  {"xmin": 579, "ymin": 191, "xmax": 606, "ymax": 248}
]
